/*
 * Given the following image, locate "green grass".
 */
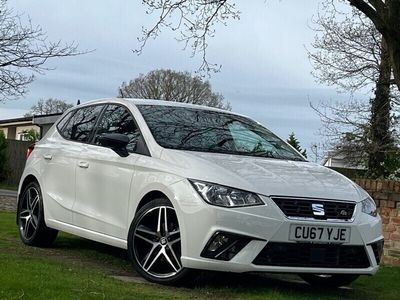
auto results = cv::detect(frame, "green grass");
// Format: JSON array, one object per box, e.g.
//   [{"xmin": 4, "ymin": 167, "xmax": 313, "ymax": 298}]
[
  {"xmin": 0, "ymin": 211, "xmax": 399, "ymax": 299},
  {"xmin": 0, "ymin": 181, "xmax": 18, "ymax": 191}
]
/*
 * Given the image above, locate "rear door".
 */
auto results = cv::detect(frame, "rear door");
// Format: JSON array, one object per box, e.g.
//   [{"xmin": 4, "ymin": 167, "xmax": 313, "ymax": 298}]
[
  {"xmin": 41, "ymin": 105, "xmax": 104, "ymax": 224},
  {"xmin": 73, "ymin": 104, "xmax": 145, "ymax": 239}
]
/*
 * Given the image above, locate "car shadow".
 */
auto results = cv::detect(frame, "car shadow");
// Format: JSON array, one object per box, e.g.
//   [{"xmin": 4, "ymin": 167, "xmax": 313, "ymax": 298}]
[
  {"xmin": 54, "ymin": 234, "xmax": 129, "ymax": 259},
  {"xmin": 190, "ymin": 272, "xmax": 357, "ymax": 298},
  {"xmin": 52, "ymin": 235, "xmax": 358, "ymax": 297},
  {"xmin": 52, "ymin": 234, "xmax": 133, "ymax": 274}
]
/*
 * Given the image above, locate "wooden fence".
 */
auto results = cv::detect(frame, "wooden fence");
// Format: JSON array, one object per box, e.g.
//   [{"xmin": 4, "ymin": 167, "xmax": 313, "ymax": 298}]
[{"xmin": 4, "ymin": 139, "xmax": 31, "ymax": 185}]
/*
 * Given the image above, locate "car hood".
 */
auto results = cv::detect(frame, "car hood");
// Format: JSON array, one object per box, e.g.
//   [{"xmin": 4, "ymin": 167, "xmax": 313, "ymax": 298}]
[{"xmin": 161, "ymin": 150, "xmax": 366, "ymax": 202}]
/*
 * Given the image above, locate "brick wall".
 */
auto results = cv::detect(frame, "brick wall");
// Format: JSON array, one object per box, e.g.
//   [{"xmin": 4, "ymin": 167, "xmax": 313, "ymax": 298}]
[{"xmin": 353, "ymin": 179, "xmax": 400, "ymax": 265}]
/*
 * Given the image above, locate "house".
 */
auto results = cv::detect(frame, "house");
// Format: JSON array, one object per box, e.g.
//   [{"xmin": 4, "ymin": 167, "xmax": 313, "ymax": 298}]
[
  {"xmin": 323, "ymin": 150, "xmax": 365, "ymax": 170},
  {"xmin": 0, "ymin": 113, "xmax": 62, "ymax": 140}
]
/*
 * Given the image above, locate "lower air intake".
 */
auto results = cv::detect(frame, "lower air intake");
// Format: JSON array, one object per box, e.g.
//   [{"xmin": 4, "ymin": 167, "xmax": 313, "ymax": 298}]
[{"xmin": 253, "ymin": 242, "xmax": 370, "ymax": 268}]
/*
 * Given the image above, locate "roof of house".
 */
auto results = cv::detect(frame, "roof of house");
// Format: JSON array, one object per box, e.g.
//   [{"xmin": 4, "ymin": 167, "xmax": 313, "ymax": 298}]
[
  {"xmin": 0, "ymin": 116, "xmax": 32, "ymax": 125},
  {"xmin": 0, "ymin": 112, "xmax": 63, "ymax": 126}
]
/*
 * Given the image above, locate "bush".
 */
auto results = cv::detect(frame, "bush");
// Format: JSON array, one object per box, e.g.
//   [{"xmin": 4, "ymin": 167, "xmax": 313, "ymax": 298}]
[{"xmin": 0, "ymin": 131, "xmax": 9, "ymax": 181}]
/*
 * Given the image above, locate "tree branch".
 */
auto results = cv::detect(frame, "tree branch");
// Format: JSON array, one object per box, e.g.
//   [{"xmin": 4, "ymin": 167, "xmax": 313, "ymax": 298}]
[
  {"xmin": 136, "ymin": 0, "xmax": 240, "ymax": 75},
  {"xmin": 347, "ymin": 0, "xmax": 386, "ymax": 32}
]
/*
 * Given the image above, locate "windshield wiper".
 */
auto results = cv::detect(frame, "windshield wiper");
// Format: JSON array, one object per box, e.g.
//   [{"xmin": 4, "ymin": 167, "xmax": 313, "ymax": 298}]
[{"xmin": 207, "ymin": 137, "xmax": 234, "ymax": 150}]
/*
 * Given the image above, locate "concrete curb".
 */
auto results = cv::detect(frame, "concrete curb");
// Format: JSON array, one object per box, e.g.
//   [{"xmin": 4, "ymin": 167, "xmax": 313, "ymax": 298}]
[{"xmin": 0, "ymin": 189, "xmax": 17, "ymax": 198}]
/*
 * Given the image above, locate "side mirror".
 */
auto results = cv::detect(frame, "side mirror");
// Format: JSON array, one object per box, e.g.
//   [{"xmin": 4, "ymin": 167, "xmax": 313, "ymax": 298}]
[{"xmin": 98, "ymin": 133, "xmax": 129, "ymax": 157}]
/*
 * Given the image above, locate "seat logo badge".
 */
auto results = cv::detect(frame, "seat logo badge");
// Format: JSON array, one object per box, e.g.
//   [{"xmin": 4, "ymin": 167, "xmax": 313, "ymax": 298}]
[{"xmin": 312, "ymin": 203, "xmax": 325, "ymax": 216}]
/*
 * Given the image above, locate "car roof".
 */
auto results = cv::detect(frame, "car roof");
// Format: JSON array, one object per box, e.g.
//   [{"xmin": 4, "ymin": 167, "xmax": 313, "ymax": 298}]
[
  {"xmin": 70, "ymin": 98, "xmax": 261, "ymax": 125},
  {"xmin": 81, "ymin": 98, "xmax": 229, "ymax": 113}
]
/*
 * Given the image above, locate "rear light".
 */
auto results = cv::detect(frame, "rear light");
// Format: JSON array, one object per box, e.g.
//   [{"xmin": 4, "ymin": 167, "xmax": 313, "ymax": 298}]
[{"xmin": 26, "ymin": 144, "xmax": 35, "ymax": 159}]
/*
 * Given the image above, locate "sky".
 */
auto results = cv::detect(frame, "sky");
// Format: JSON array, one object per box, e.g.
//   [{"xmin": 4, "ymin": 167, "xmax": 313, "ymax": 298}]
[{"xmin": 1, "ymin": 0, "xmax": 354, "ymax": 160}]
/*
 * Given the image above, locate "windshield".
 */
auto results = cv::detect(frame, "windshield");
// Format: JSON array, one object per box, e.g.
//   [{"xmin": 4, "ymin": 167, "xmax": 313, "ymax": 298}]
[{"xmin": 137, "ymin": 105, "xmax": 305, "ymax": 161}]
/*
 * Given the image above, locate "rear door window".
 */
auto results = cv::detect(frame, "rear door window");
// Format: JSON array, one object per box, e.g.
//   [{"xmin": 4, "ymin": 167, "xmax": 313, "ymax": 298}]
[
  {"xmin": 60, "ymin": 105, "xmax": 103, "ymax": 142},
  {"xmin": 57, "ymin": 110, "xmax": 75, "ymax": 132}
]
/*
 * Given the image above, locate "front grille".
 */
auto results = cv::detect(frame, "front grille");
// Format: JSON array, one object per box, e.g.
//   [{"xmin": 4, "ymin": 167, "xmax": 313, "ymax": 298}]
[
  {"xmin": 253, "ymin": 242, "xmax": 370, "ymax": 268},
  {"xmin": 271, "ymin": 197, "xmax": 356, "ymax": 221}
]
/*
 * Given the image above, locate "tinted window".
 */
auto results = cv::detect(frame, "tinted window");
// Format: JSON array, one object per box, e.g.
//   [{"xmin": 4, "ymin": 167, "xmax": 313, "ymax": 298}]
[
  {"xmin": 94, "ymin": 105, "xmax": 140, "ymax": 153},
  {"xmin": 57, "ymin": 110, "xmax": 75, "ymax": 132},
  {"xmin": 137, "ymin": 105, "xmax": 305, "ymax": 161},
  {"xmin": 61, "ymin": 105, "xmax": 103, "ymax": 142}
]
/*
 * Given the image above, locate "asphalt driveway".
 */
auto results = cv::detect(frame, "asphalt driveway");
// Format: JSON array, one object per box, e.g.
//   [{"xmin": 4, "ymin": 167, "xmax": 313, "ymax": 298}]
[{"xmin": 0, "ymin": 189, "xmax": 17, "ymax": 211}]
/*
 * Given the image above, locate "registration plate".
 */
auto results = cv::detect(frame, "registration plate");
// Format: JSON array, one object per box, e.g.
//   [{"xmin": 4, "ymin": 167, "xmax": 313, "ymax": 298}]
[{"xmin": 289, "ymin": 225, "xmax": 350, "ymax": 243}]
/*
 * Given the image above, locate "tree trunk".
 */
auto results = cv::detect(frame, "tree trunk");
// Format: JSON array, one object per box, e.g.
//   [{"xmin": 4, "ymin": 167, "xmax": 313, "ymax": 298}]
[
  {"xmin": 386, "ymin": 0, "xmax": 400, "ymax": 91},
  {"xmin": 367, "ymin": 38, "xmax": 392, "ymax": 178},
  {"xmin": 348, "ymin": 0, "xmax": 400, "ymax": 91},
  {"xmin": 388, "ymin": 39, "xmax": 400, "ymax": 89}
]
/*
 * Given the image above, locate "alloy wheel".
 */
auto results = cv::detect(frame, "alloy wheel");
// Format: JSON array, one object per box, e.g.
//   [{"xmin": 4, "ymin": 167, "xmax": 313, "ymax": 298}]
[
  {"xmin": 19, "ymin": 186, "xmax": 40, "ymax": 240},
  {"xmin": 133, "ymin": 206, "xmax": 182, "ymax": 278}
]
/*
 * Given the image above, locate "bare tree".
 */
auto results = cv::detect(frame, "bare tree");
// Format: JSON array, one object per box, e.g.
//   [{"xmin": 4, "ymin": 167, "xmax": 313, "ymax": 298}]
[
  {"xmin": 309, "ymin": 8, "xmax": 383, "ymax": 92},
  {"xmin": 0, "ymin": 0, "xmax": 82, "ymax": 102},
  {"xmin": 25, "ymin": 98, "xmax": 73, "ymax": 116},
  {"xmin": 118, "ymin": 69, "xmax": 231, "ymax": 110},
  {"xmin": 312, "ymin": 99, "xmax": 372, "ymax": 167},
  {"xmin": 312, "ymin": 98, "xmax": 399, "ymax": 175},
  {"xmin": 137, "ymin": 0, "xmax": 240, "ymax": 73},
  {"xmin": 346, "ymin": 0, "xmax": 400, "ymax": 90},
  {"xmin": 309, "ymin": 3, "xmax": 399, "ymax": 177},
  {"xmin": 369, "ymin": 37, "xmax": 395, "ymax": 176},
  {"xmin": 138, "ymin": 0, "xmax": 400, "ymax": 91}
]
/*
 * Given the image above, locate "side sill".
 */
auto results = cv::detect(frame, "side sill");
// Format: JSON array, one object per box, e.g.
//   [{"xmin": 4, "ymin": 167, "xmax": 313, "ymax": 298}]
[{"xmin": 46, "ymin": 219, "xmax": 128, "ymax": 249}]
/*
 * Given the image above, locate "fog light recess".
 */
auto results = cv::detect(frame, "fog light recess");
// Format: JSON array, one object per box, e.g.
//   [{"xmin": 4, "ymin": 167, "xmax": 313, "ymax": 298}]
[
  {"xmin": 201, "ymin": 231, "xmax": 252, "ymax": 261},
  {"xmin": 370, "ymin": 239, "xmax": 384, "ymax": 264}
]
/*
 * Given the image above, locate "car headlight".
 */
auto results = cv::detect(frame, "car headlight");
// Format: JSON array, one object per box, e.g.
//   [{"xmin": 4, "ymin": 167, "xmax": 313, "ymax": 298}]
[
  {"xmin": 190, "ymin": 180, "xmax": 264, "ymax": 207},
  {"xmin": 361, "ymin": 196, "xmax": 378, "ymax": 217}
]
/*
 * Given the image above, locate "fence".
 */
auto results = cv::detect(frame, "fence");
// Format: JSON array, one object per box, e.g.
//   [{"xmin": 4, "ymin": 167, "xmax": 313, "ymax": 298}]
[
  {"xmin": 353, "ymin": 179, "xmax": 400, "ymax": 265},
  {"xmin": 4, "ymin": 139, "xmax": 31, "ymax": 185}
]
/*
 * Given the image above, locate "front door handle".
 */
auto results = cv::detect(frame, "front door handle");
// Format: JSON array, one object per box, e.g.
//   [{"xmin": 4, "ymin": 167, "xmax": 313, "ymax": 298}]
[
  {"xmin": 78, "ymin": 161, "xmax": 89, "ymax": 169},
  {"xmin": 43, "ymin": 154, "xmax": 52, "ymax": 160}
]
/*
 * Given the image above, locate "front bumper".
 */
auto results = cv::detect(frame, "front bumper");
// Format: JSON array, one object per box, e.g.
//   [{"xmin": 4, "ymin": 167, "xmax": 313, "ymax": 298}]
[{"xmin": 169, "ymin": 180, "xmax": 383, "ymax": 275}]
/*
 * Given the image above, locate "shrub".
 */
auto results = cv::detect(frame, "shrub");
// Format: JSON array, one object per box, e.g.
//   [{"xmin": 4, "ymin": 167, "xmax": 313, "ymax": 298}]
[{"xmin": 0, "ymin": 131, "xmax": 9, "ymax": 181}]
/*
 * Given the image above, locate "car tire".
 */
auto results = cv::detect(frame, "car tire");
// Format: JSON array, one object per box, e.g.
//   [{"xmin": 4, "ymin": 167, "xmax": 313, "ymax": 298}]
[
  {"xmin": 17, "ymin": 181, "xmax": 58, "ymax": 247},
  {"xmin": 299, "ymin": 274, "xmax": 360, "ymax": 288},
  {"xmin": 127, "ymin": 198, "xmax": 195, "ymax": 285}
]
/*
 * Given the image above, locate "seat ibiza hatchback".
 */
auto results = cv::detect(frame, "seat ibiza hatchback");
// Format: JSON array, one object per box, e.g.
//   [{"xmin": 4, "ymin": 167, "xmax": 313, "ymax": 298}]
[{"xmin": 17, "ymin": 98, "xmax": 383, "ymax": 286}]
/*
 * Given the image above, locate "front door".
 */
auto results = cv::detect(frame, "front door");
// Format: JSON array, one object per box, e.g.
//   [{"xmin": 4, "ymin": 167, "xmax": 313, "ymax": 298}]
[{"xmin": 73, "ymin": 104, "xmax": 142, "ymax": 239}]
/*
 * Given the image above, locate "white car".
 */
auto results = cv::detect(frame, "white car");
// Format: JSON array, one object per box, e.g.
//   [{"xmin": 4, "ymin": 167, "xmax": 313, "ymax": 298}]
[{"xmin": 17, "ymin": 98, "xmax": 383, "ymax": 287}]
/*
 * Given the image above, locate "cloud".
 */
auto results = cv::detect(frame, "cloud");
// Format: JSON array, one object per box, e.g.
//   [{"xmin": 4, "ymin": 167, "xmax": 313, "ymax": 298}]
[
  {"xmin": 3, "ymin": 0, "xmax": 356, "ymax": 155},
  {"xmin": 0, "ymin": 108, "xmax": 28, "ymax": 119}
]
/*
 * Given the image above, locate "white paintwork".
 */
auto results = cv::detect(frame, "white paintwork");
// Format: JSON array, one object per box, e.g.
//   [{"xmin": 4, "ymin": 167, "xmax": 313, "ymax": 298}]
[
  {"xmin": 73, "ymin": 143, "xmax": 138, "ymax": 238},
  {"xmin": 18, "ymin": 98, "xmax": 383, "ymax": 277}
]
